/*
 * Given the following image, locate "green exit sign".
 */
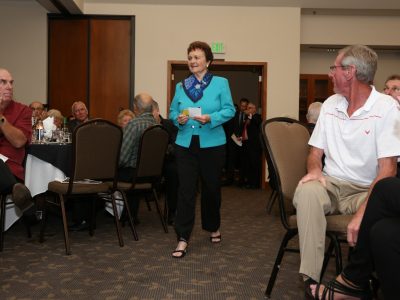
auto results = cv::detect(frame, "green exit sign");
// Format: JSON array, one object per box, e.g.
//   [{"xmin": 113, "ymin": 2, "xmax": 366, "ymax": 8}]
[{"xmin": 211, "ymin": 42, "xmax": 225, "ymax": 54}]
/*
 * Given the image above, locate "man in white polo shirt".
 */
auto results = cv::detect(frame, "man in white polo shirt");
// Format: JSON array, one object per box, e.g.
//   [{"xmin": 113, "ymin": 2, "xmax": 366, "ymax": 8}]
[{"xmin": 293, "ymin": 45, "xmax": 400, "ymax": 292}]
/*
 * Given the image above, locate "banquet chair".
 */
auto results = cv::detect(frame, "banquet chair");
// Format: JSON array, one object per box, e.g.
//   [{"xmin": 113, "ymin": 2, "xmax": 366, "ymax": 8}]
[
  {"xmin": 114, "ymin": 125, "xmax": 169, "ymax": 234},
  {"xmin": 40, "ymin": 119, "xmax": 135, "ymax": 255},
  {"xmin": 261, "ymin": 117, "xmax": 353, "ymax": 299}
]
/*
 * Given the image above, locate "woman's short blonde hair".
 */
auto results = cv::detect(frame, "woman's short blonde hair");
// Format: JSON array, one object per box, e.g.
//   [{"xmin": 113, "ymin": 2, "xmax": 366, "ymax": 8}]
[
  {"xmin": 117, "ymin": 109, "xmax": 135, "ymax": 126},
  {"xmin": 47, "ymin": 109, "xmax": 64, "ymax": 127}
]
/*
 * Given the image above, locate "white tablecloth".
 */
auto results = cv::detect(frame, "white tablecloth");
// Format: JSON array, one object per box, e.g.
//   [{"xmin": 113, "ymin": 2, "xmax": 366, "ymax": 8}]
[
  {"xmin": 4, "ymin": 154, "xmax": 123, "ymax": 231},
  {"xmin": 3, "ymin": 154, "xmax": 67, "ymax": 231},
  {"xmin": 25, "ymin": 154, "xmax": 67, "ymax": 197}
]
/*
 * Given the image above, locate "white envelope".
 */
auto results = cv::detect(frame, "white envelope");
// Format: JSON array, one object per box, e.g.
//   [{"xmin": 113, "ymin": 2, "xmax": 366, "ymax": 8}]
[{"xmin": 188, "ymin": 107, "xmax": 202, "ymax": 118}]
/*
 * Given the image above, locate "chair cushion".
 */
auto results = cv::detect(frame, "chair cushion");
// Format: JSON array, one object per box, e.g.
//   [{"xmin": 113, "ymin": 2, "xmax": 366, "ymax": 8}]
[
  {"xmin": 108, "ymin": 181, "xmax": 152, "ymax": 191},
  {"xmin": 48, "ymin": 181, "xmax": 110, "ymax": 194},
  {"xmin": 288, "ymin": 214, "xmax": 353, "ymax": 234}
]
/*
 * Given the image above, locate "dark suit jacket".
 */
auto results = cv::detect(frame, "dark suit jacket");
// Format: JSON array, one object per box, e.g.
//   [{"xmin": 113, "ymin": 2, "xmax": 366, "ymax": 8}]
[
  {"xmin": 232, "ymin": 111, "xmax": 247, "ymax": 137},
  {"xmin": 243, "ymin": 113, "xmax": 262, "ymax": 151}
]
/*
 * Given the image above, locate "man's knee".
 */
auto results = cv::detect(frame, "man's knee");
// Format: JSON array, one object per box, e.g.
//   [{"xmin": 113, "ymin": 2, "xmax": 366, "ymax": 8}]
[{"xmin": 293, "ymin": 181, "xmax": 329, "ymax": 211}]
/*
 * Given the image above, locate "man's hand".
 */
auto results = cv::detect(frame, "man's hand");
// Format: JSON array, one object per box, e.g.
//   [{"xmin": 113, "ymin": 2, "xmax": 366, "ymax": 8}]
[
  {"xmin": 347, "ymin": 211, "xmax": 363, "ymax": 247},
  {"xmin": 299, "ymin": 171, "xmax": 327, "ymax": 187},
  {"xmin": 177, "ymin": 114, "xmax": 189, "ymax": 125},
  {"xmin": 193, "ymin": 114, "xmax": 210, "ymax": 124},
  {"xmin": 300, "ymin": 146, "xmax": 325, "ymax": 186}
]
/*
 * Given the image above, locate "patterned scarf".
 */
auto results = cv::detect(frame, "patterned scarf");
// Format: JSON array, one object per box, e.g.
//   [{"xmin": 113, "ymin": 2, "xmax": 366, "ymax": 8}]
[{"xmin": 182, "ymin": 72, "xmax": 213, "ymax": 103}]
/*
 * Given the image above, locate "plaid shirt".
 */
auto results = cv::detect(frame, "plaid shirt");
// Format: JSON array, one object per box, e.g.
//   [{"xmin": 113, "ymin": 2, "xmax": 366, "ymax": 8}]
[{"xmin": 119, "ymin": 112, "xmax": 156, "ymax": 168}]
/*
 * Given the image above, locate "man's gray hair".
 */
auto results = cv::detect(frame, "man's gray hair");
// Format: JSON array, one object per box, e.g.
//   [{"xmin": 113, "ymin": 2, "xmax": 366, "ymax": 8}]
[
  {"xmin": 306, "ymin": 101, "xmax": 322, "ymax": 124},
  {"xmin": 339, "ymin": 45, "xmax": 378, "ymax": 85}
]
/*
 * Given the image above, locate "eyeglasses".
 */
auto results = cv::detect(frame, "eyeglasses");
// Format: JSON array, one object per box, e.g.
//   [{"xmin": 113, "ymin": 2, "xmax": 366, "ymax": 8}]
[
  {"xmin": 329, "ymin": 65, "xmax": 348, "ymax": 72},
  {"xmin": 383, "ymin": 86, "xmax": 400, "ymax": 93}
]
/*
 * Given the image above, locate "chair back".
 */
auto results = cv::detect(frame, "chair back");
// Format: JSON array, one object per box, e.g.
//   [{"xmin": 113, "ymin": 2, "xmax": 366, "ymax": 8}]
[
  {"xmin": 261, "ymin": 117, "xmax": 310, "ymax": 228},
  {"xmin": 135, "ymin": 124, "xmax": 169, "ymax": 182},
  {"xmin": 69, "ymin": 119, "xmax": 122, "ymax": 191}
]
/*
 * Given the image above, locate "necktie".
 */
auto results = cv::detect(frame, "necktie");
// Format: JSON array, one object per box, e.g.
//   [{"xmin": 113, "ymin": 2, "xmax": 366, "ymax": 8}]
[{"xmin": 242, "ymin": 119, "xmax": 249, "ymax": 141}]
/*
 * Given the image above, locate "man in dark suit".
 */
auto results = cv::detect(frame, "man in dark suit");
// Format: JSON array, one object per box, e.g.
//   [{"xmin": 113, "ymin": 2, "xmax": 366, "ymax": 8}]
[
  {"xmin": 224, "ymin": 97, "xmax": 249, "ymax": 186},
  {"xmin": 242, "ymin": 102, "xmax": 262, "ymax": 189}
]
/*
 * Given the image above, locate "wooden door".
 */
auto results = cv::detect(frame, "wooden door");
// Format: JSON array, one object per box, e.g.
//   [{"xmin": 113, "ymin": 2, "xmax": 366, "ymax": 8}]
[
  {"xmin": 89, "ymin": 19, "xmax": 131, "ymax": 121},
  {"xmin": 48, "ymin": 16, "xmax": 134, "ymax": 123},
  {"xmin": 299, "ymin": 74, "xmax": 333, "ymax": 123},
  {"xmin": 48, "ymin": 19, "xmax": 89, "ymax": 118}
]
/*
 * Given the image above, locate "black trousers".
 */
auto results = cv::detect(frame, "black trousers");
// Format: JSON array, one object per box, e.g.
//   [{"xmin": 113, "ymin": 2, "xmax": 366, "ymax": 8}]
[
  {"xmin": 343, "ymin": 177, "xmax": 400, "ymax": 299},
  {"xmin": 163, "ymin": 159, "xmax": 178, "ymax": 218},
  {"xmin": 174, "ymin": 136, "xmax": 225, "ymax": 241},
  {"xmin": 0, "ymin": 160, "xmax": 17, "ymax": 194},
  {"xmin": 225, "ymin": 139, "xmax": 245, "ymax": 183},
  {"xmin": 242, "ymin": 142, "xmax": 261, "ymax": 187}
]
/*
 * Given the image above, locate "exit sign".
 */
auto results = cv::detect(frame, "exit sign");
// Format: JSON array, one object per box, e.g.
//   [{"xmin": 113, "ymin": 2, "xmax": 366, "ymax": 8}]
[{"xmin": 211, "ymin": 42, "xmax": 225, "ymax": 54}]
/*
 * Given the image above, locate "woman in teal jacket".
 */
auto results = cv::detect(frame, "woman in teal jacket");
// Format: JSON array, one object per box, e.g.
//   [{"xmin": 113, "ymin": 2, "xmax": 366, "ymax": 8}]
[{"xmin": 169, "ymin": 41, "xmax": 235, "ymax": 258}]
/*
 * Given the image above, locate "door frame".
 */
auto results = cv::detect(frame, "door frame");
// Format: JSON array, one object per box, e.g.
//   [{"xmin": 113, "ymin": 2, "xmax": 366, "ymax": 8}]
[{"xmin": 167, "ymin": 60, "xmax": 269, "ymax": 187}]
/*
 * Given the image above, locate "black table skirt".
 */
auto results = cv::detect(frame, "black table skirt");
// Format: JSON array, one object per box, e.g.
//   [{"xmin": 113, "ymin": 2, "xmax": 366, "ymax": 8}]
[{"xmin": 27, "ymin": 143, "xmax": 72, "ymax": 176}]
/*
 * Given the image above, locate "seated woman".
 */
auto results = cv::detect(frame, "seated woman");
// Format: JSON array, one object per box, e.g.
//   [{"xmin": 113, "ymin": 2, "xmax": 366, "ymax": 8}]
[
  {"xmin": 311, "ymin": 177, "xmax": 400, "ymax": 300},
  {"xmin": 117, "ymin": 109, "xmax": 135, "ymax": 128},
  {"xmin": 46, "ymin": 109, "xmax": 64, "ymax": 128}
]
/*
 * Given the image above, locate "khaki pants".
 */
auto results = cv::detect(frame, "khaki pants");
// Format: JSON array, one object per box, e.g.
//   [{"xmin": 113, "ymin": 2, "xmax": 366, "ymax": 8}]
[{"xmin": 292, "ymin": 176, "xmax": 368, "ymax": 282}]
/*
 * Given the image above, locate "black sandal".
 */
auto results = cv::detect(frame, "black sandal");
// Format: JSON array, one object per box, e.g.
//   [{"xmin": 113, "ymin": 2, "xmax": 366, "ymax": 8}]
[
  {"xmin": 172, "ymin": 238, "xmax": 188, "ymax": 259},
  {"xmin": 209, "ymin": 234, "xmax": 222, "ymax": 243},
  {"xmin": 314, "ymin": 275, "xmax": 372, "ymax": 300}
]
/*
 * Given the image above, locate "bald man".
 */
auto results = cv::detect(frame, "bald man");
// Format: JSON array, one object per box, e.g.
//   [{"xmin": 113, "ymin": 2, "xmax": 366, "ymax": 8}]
[
  {"xmin": 0, "ymin": 68, "xmax": 33, "ymax": 212},
  {"xmin": 117, "ymin": 93, "xmax": 157, "ymax": 221}
]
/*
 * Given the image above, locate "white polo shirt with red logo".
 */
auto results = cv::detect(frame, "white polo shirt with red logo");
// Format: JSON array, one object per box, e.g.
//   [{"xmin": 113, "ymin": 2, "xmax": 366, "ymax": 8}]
[{"xmin": 310, "ymin": 86, "xmax": 400, "ymax": 186}]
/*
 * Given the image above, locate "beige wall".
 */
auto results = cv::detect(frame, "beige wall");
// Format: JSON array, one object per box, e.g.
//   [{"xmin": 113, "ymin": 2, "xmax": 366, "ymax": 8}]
[
  {"xmin": 301, "ymin": 14, "xmax": 400, "ymax": 46},
  {"xmin": 84, "ymin": 4, "xmax": 301, "ymax": 119},
  {"xmin": 0, "ymin": 1, "xmax": 47, "ymax": 105},
  {"xmin": 301, "ymin": 14, "xmax": 400, "ymax": 90},
  {"xmin": 2, "ymin": 1, "xmax": 400, "ymax": 116}
]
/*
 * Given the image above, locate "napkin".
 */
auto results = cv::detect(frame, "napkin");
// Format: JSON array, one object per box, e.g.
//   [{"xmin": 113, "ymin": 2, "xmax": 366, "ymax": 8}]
[{"xmin": 43, "ymin": 116, "xmax": 56, "ymax": 138}]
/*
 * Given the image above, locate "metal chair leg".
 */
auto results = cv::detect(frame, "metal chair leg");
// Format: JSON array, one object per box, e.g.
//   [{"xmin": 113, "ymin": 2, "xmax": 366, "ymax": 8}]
[
  {"xmin": 265, "ymin": 230, "xmax": 297, "ymax": 298},
  {"xmin": 266, "ymin": 189, "xmax": 277, "ymax": 214},
  {"xmin": 320, "ymin": 236, "xmax": 335, "ymax": 281},
  {"xmin": 59, "ymin": 195, "xmax": 71, "ymax": 255},
  {"xmin": 110, "ymin": 193, "xmax": 124, "ymax": 247},
  {"xmin": 120, "ymin": 191, "xmax": 138, "ymax": 241},
  {"xmin": 152, "ymin": 188, "xmax": 168, "ymax": 233}
]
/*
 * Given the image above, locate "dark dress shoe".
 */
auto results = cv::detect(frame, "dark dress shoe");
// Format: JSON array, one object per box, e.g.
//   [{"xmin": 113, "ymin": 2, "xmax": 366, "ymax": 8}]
[
  {"xmin": 12, "ymin": 183, "xmax": 34, "ymax": 213},
  {"xmin": 245, "ymin": 184, "xmax": 259, "ymax": 189},
  {"xmin": 68, "ymin": 220, "xmax": 89, "ymax": 232},
  {"xmin": 167, "ymin": 217, "xmax": 175, "ymax": 226},
  {"xmin": 221, "ymin": 179, "xmax": 233, "ymax": 186}
]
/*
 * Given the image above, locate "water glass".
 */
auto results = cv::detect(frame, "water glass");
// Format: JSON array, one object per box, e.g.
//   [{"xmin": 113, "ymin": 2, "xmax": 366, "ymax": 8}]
[{"xmin": 63, "ymin": 132, "xmax": 71, "ymax": 143}]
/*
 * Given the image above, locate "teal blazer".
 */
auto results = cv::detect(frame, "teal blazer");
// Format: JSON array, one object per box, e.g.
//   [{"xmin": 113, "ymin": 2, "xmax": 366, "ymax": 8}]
[{"xmin": 169, "ymin": 76, "xmax": 235, "ymax": 148}]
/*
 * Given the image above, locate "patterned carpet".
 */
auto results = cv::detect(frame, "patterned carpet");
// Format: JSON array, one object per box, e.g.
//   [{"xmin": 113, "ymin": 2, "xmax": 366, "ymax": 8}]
[{"xmin": 0, "ymin": 186, "xmax": 338, "ymax": 299}]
